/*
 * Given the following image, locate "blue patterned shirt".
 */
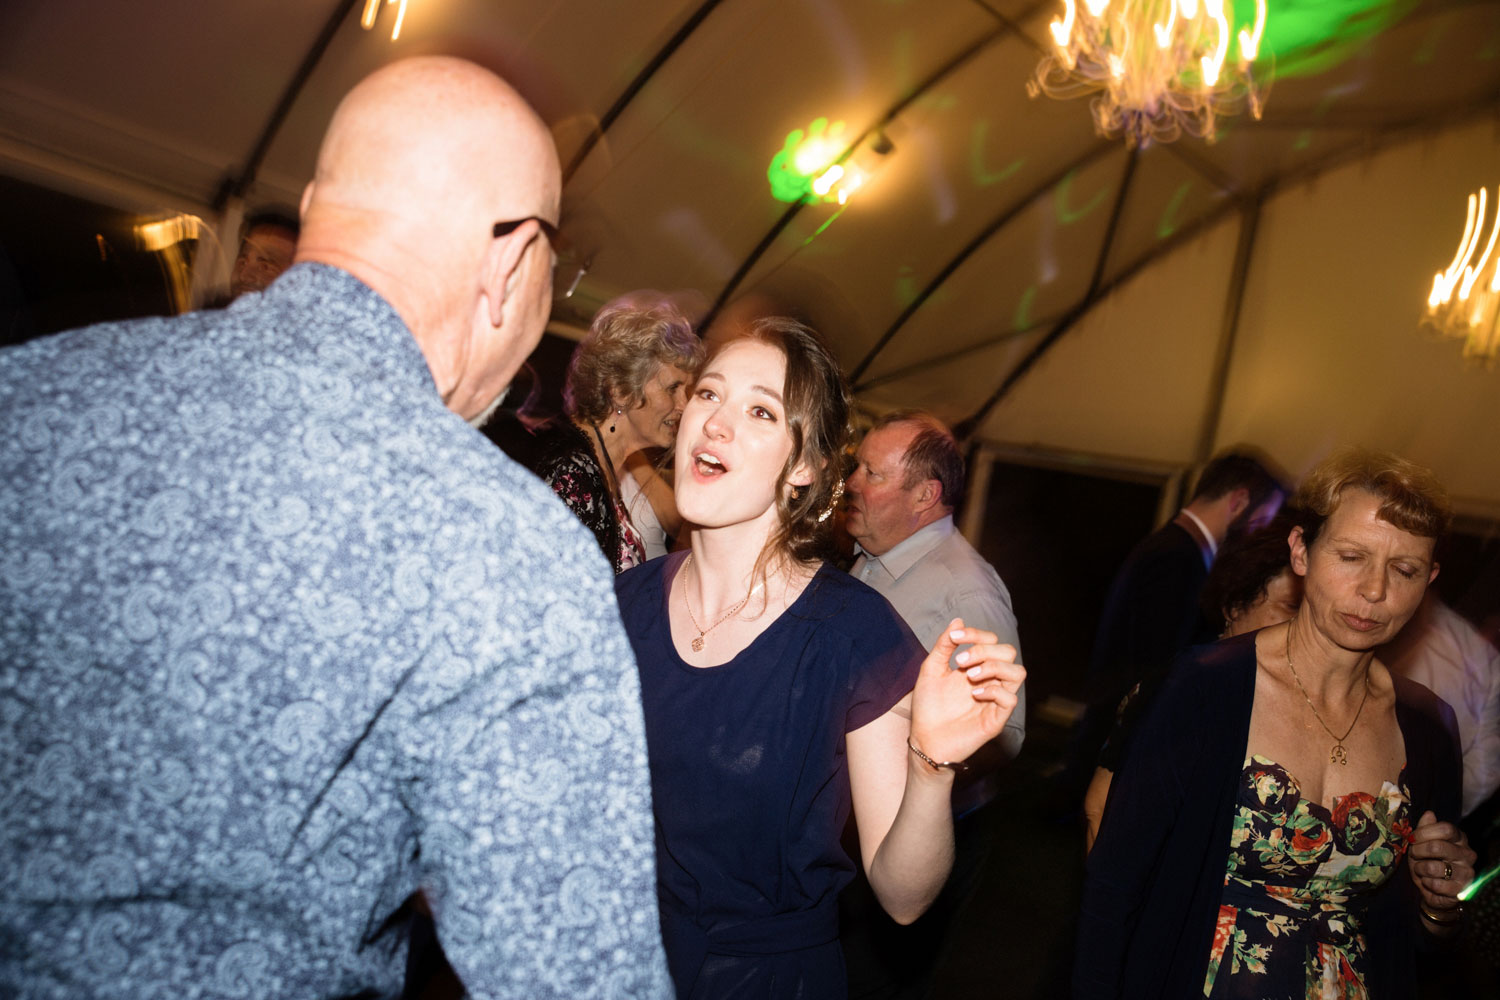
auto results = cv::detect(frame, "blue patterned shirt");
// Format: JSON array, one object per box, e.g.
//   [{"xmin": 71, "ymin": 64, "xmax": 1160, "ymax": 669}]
[{"xmin": 0, "ymin": 264, "xmax": 671, "ymax": 999}]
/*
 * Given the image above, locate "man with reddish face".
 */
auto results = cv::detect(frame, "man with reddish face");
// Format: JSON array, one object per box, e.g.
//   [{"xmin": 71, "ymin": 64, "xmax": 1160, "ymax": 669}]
[{"xmin": 840, "ymin": 410, "xmax": 1023, "ymax": 998}]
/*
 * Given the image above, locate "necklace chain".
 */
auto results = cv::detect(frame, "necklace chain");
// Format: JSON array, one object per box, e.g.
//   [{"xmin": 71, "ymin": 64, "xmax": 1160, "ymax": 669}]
[
  {"xmin": 1284, "ymin": 619, "xmax": 1370, "ymax": 766},
  {"xmin": 681, "ymin": 553, "xmax": 753, "ymax": 653},
  {"xmin": 588, "ymin": 421, "xmax": 623, "ymax": 502}
]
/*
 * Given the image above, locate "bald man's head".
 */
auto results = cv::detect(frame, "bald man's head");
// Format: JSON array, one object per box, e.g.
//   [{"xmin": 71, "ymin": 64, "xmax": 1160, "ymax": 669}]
[{"xmin": 297, "ymin": 57, "xmax": 562, "ymax": 421}]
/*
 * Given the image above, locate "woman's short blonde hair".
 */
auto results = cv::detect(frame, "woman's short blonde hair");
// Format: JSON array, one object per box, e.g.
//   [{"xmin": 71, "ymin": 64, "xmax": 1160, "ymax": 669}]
[
  {"xmin": 564, "ymin": 296, "xmax": 705, "ymax": 423},
  {"xmin": 1294, "ymin": 448, "xmax": 1452, "ymax": 546}
]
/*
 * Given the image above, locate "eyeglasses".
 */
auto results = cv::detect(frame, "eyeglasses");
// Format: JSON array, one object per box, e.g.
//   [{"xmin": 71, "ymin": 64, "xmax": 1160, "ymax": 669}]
[{"xmin": 491, "ymin": 216, "xmax": 589, "ymax": 299}]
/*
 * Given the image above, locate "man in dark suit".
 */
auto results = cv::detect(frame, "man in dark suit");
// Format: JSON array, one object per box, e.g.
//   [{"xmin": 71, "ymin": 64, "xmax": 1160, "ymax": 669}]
[{"xmin": 1064, "ymin": 450, "xmax": 1285, "ymax": 804}]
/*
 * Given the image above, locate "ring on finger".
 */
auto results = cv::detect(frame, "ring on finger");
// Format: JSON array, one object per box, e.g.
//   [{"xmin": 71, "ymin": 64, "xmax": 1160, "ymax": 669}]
[{"xmin": 1443, "ymin": 861, "xmax": 1453, "ymax": 880}]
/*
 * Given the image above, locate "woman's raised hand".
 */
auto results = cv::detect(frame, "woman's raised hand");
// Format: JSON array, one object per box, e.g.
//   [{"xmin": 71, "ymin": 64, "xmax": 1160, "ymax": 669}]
[{"xmin": 908, "ymin": 618, "xmax": 1025, "ymax": 767}]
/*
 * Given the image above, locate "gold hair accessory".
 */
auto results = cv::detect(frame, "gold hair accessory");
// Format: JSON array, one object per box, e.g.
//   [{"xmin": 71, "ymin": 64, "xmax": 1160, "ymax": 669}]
[{"xmin": 817, "ymin": 479, "xmax": 845, "ymax": 524}]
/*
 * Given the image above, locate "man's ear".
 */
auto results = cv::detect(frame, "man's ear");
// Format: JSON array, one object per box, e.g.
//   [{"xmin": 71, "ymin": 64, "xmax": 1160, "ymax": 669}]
[
  {"xmin": 1225, "ymin": 486, "xmax": 1251, "ymax": 520},
  {"xmin": 913, "ymin": 478, "xmax": 943, "ymax": 513},
  {"xmin": 483, "ymin": 223, "xmax": 537, "ymax": 328}
]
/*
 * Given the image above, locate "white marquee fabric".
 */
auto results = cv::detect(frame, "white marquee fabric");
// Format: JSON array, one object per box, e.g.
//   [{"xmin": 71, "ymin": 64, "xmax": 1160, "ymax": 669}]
[{"xmin": 3, "ymin": 0, "xmax": 1498, "ymax": 515}]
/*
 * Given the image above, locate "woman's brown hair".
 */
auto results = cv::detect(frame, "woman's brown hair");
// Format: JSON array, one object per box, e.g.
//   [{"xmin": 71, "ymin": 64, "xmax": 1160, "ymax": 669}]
[{"xmin": 735, "ymin": 316, "xmax": 852, "ymax": 572}]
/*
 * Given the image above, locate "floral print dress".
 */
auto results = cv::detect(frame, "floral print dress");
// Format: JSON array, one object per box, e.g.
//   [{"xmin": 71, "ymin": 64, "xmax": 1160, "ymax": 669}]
[
  {"xmin": 526, "ymin": 420, "xmax": 645, "ymax": 574},
  {"xmin": 1203, "ymin": 755, "xmax": 1412, "ymax": 1000}
]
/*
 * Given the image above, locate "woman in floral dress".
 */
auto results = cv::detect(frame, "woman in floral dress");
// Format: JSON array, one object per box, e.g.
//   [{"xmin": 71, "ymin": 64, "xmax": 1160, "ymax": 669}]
[{"xmin": 1077, "ymin": 450, "xmax": 1477, "ymax": 998}]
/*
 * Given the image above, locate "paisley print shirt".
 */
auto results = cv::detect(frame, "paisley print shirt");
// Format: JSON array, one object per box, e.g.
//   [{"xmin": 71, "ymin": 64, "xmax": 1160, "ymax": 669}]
[{"xmin": 0, "ymin": 264, "xmax": 670, "ymax": 999}]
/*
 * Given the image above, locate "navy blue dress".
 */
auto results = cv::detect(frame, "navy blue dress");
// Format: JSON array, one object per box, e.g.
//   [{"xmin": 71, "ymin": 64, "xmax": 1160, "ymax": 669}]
[{"xmin": 616, "ymin": 553, "xmax": 924, "ymax": 998}]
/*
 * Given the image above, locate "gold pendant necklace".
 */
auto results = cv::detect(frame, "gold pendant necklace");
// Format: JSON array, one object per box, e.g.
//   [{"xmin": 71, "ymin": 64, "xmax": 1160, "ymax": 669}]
[
  {"xmin": 1284, "ymin": 619, "xmax": 1369, "ymax": 765},
  {"xmin": 681, "ymin": 553, "xmax": 753, "ymax": 653}
]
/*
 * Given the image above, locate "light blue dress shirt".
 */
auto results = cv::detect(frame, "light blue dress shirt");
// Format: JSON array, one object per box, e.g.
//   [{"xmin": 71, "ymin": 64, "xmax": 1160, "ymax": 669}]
[{"xmin": 851, "ymin": 514, "xmax": 1025, "ymax": 771}]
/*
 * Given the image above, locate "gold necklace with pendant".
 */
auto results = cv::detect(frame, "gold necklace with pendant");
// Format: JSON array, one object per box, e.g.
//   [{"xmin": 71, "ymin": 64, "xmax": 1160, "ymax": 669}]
[
  {"xmin": 681, "ymin": 553, "xmax": 753, "ymax": 653},
  {"xmin": 1284, "ymin": 619, "xmax": 1370, "ymax": 766}
]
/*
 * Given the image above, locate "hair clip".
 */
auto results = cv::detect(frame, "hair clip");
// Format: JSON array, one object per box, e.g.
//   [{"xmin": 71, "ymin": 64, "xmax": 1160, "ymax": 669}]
[{"xmin": 817, "ymin": 479, "xmax": 845, "ymax": 523}]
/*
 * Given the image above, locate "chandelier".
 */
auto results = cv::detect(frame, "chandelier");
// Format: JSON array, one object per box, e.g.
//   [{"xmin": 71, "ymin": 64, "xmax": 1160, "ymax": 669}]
[
  {"xmin": 1029, "ymin": 1, "xmax": 1269, "ymax": 147},
  {"xmin": 1425, "ymin": 184, "xmax": 1500, "ymax": 364},
  {"xmin": 361, "ymin": 0, "xmax": 410, "ymax": 41}
]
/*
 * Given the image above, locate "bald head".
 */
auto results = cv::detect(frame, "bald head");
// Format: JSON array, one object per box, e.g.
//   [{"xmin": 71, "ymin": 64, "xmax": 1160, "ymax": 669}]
[{"xmin": 297, "ymin": 57, "xmax": 562, "ymax": 420}]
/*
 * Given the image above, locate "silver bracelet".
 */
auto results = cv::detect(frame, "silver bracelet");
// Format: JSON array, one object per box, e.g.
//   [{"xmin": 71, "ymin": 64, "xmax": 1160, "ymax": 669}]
[{"xmin": 906, "ymin": 737, "xmax": 967, "ymax": 773}]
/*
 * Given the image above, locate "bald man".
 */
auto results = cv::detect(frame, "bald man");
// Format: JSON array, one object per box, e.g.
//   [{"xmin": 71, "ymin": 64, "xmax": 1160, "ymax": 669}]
[{"xmin": 0, "ymin": 58, "xmax": 670, "ymax": 999}]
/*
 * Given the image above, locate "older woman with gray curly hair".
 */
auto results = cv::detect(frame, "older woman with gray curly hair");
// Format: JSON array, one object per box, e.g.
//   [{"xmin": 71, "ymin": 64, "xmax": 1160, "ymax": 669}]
[{"xmin": 527, "ymin": 295, "xmax": 704, "ymax": 573}]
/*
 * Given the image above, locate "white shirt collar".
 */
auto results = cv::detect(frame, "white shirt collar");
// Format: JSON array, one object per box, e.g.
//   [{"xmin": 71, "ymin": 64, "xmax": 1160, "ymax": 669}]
[{"xmin": 1179, "ymin": 507, "xmax": 1217, "ymax": 560}]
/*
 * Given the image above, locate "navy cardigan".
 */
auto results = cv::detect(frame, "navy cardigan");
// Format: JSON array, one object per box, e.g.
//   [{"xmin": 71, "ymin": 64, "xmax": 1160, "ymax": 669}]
[{"xmin": 1074, "ymin": 631, "xmax": 1462, "ymax": 998}]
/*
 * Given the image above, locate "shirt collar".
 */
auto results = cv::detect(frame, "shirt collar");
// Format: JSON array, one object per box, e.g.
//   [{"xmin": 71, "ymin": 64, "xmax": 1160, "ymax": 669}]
[
  {"xmin": 1178, "ymin": 507, "xmax": 1218, "ymax": 561},
  {"xmin": 857, "ymin": 514, "xmax": 956, "ymax": 581},
  {"xmin": 265, "ymin": 262, "xmax": 436, "ymax": 397}
]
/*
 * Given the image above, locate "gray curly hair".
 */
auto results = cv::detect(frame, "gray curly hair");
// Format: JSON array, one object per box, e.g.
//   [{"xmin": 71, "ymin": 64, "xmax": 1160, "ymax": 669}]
[{"xmin": 563, "ymin": 295, "xmax": 705, "ymax": 423}]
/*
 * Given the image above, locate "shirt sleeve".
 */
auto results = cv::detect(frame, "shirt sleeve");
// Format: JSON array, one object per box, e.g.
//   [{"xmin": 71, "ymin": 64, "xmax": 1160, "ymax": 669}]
[
  {"xmin": 399, "ymin": 509, "xmax": 671, "ymax": 999},
  {"xmin": 1470, "ymin": 647, "xmax": 1500, "ymax": 814},
  {"xmin": 844, "ymin": 587, "xmax": 925, "ymax": 732},
  {"xmin": 946, "ymin": 583, "xmax": 1025, "ymax": 761}
]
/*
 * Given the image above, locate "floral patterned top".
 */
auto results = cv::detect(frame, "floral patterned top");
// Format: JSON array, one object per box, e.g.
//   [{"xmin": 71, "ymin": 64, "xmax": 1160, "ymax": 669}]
[
  {"xmin": 527, "ymin": 420, "xmax": 645, "ymax": 575},
  {"xmin": 1204, "ymin": 755, "xmax": 1412, "ymax": 999}
]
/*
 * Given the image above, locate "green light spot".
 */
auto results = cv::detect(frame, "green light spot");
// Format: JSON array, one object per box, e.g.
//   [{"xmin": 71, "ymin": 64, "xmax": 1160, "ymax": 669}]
[
  {"xmin": 895, "ymin": 31, "xmax": 914, "ymax": 97},
  {"xmin": 1156, "ymin": 182, "xmax": 1193, "ymax": 240},
  {"xmin": 1458, "ymin": 860, "xmax": 1500, "ymax": 902},
  {"xmin": 894, "ymin": 265, "xmax": 919, "ymax": 309},
  {"xmin": 892, "ymin": 265, "xmax": 951, "ymax": 310},
  {"xmin": 803, "ymin": 204, "xmax": 848, "ymax": 244},
  {"xmin": 1413, "ymin": 19, "xmax": 1444, "ymax": 66},
  {"xmin": 970, "ymin": 121, "xmax": 1023, "ymax": 188},
  {"xmin": 1012, "ymin": 286, "xmax": 1038, "ymax": 332},
  {"xmin": 1055, "ymin": 170, "xmax": 1109, "ymax": 226},
  {"xmin": 1293, "ymin": 131, "xmax": 1312, "ymax": 151},
  {"xmin": 1248, "ymin": 0, "xmax": 1420, "ymax": 81},
  {"xmin": 767, "ymin": 118, "xmax": 849, "ymax": 205}
]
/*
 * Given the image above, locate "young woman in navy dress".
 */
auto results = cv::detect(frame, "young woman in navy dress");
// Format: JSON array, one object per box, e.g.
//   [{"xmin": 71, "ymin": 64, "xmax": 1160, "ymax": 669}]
[{"xmin": 614, "ymin": 317, "xmax": 1024, "ymax": 998}]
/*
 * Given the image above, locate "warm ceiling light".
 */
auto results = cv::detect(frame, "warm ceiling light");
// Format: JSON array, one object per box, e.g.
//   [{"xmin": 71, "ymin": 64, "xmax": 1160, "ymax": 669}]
[
  {"xmin": 1425, "ymin": 185, "xmax": 1500, "ymax": 365},
  {"xmin": 766, "ymin": 118, "xmax": 892, "ymax": 206},
  {"xmin": 361, "ymin": 0, "xmax": 409, "ymax": 42},
  {"xmin": 1029, "ymin": 0, "xmax": 1270, "ymax": 147},
  {"xmin": 134, "ymin": 214, "xmax": 202, "ymax": 252},
  {"xmin": 133, "ymin": 214, "xmax": 203, "ymax": 315}
]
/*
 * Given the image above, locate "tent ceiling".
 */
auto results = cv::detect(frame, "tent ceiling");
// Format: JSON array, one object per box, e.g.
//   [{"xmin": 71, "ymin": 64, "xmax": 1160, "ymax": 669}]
[{"xmin": 3, "ymin": 0, "xmax": 1500, "ymax": 507}]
